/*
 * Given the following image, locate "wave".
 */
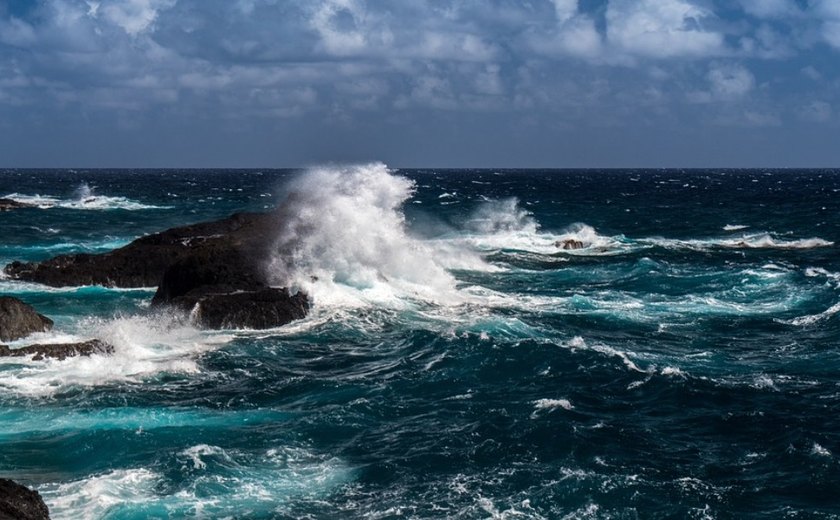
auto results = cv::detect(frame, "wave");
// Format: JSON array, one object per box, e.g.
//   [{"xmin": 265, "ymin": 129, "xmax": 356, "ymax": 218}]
[
  {"xmin": 0, "ymin": 313, "xmax": 233, "ymax": 397},
  {"xmin": 40, "ymin": 446, "xmax": 354, "ymax": 519},
  {"xmin": 642, "ymin": 233, "xmax": 834, "ymax": 251},
  {"xmin": 3, "ymin": 182, "xmax": 168, "ymax": 211},
  {"xmin": 267, "ymin": 163, "xmax": 479, "ymax": 308}
]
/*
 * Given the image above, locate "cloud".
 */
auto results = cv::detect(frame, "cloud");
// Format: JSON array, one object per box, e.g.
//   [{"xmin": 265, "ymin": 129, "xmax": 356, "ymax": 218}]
[
  {"xmin": 606, "ymin": 0, "xmax": 725, "ymax": 59},
  {"xmin": 101, "ymin": 0, "xmax": 175, "ymax": 36},
  {"xmin": 738, "ymin": 0, "xmax": 801, "ymax": 19},
  {"xmin": 798, "ymin": 100, "xmax": 832, "ymax": 122},
  {"xmin": 708, "ymin": 63, "xmax": 755, "ymax": 99}
]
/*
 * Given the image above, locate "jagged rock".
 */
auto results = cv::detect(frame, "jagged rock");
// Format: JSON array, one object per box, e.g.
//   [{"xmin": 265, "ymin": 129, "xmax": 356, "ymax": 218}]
[
  {"xmin": 0, "ymin": 339, "xmax": 114, "ymax": 361},
  {"xmin": 556, "ymin": 239, "xmax": 585, "ymax": 250},
  {"xmin": 0, "ymin": 297, "xmax": 54, "ymax": 342},
  {"xmin": 3, "ymin": 211, "xmax": 279, "ymax": 288},
  {"xmin": 4, "ymin": 210, "xmax": 311, "ymax": 330},
  {"xmin": 0, "ymin": 479, "xmax": 50, "ymax": 520},
  {"xmin": 0, "ymin": 198, "xmax": 34, "ymax": 211},
  {"xmin": 168, "ymin": 287, "xmax": 310, "ymax": 330},
  {"xmin": 151, "ymin": 250, "xmax": 309, "ymax": 329}
]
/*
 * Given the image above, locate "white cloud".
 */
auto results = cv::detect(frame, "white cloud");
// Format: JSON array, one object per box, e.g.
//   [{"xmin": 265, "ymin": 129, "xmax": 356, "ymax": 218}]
[
  {"xmin": 708, "ymin": 63, "xmax": 755, "ymax": 99},
  {"xmin": 529, "ymin": 0, "xmax": 602, "ymax": 59},
  {"xmin": 798, "ymin": 100, "xmax": 832, "ymax": 122},
  {"xmin": 0, "ymin": 17, "xmax": 37, "ymax": 47},
  {"xmin": 102, "ymin": 0, "xmax": 175, "ymax": 36},
  {"xmin": 606, "ymin": 0, "xmax": 725, "ymax": 59}
]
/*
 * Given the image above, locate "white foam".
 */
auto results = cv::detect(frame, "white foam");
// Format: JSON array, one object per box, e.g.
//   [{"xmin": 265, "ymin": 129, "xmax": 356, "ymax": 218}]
[
  {"xmin": 42, "ymin": 468, "xmax": 160, "ymax": 520},
  {"xmin": 789, "ymin": 301, "xmax": 840, "ymax": 326},
  {"xmin": 267, "ymin": 163, "xmax": 476, "ymax": 308},
  {"xmin": 0, "ymin": 313, "xmax": 233, "ymax": 397},
  {"xmin": 643, "ymin": 233, "xmax": 833, "ymax": 251},
  {"xmin": 811, "ymin": 443, "xmax": 832, "ymax": 457},
  {"xmin": 3, "ymin": 183, "xmax": 167, "ymax": 211},
  {"xmin": 533, "ymin": 398, "xmax": 573, "ymax": 411},
  {"xmin": 41, "ymin": 446, "xmax": 355, "ymax": 518},
  {"xmin": 723, "ymin": 224, "xmax": 749, "ymax": 231}
]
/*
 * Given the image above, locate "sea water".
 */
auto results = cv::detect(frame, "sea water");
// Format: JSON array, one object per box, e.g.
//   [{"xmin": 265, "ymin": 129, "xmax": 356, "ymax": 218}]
[{"xmin": 1, "ymin": 165, "xmax": 839, "ymax": 518}]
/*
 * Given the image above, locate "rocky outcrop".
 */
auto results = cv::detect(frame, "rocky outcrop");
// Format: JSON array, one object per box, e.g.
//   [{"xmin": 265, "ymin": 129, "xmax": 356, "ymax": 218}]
[
  {"xmin": 0, "ymin": 479, "xmax": 50, "ymax": 520},
  {"xmin": 0, "ymin": 198, "xmax": 34, "ymax": 211},
  {"xmin": 556, "ymin": 239, "xmax": 585, "ymax": 250},
  {"xmin": 3, "ymin": 212, "xmax": 279, "ymax": 288},
  {"xmin": 0, "ymin": 297, "xmax": 54, "ymax": 342},
  {"xmin": 0, "ymin": 339, "xmax": 114, "ymax": 361},
  {"xmin": 150, "ymin": 245, "xmax": 309, "ymax": 330},
  {"xmin": 166, "ymin": 287, "xmax": 309, "ymax": 330},
  {"xmin": 4, "ymin": 210, "xmax": 310, "ymax": 330}
]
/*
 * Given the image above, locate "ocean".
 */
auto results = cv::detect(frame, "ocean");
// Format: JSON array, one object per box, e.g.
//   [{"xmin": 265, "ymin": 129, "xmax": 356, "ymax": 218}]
[{"xmin": 1, "ymin": 164, "xmax": 839, "ymax": 519}]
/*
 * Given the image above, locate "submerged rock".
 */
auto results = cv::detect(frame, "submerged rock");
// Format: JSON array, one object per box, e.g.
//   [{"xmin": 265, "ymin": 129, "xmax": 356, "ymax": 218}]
[
  {"xmin": 3, "ymin": 211, "xmax": 279, "ymax": 288},
  {"xmin": 0, "ymin": 198, "xmax": 34, "ymax": 211},
  {"xmin": 0, "ymin": 479, "xmax": 50, "ymax": 520},
  {"xmin": 0, "ymin": 297, "xmax": 54, "ymax": 343},
  {"xmin": 0, "ymin": 339, "xmax": 114, "ymax": 361}
]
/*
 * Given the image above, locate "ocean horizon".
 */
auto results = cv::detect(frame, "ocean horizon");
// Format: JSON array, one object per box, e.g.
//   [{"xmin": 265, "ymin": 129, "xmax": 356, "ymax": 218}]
[{"xmin": 1, "ymin": 165, "xmax": 839, "ymax": 518}]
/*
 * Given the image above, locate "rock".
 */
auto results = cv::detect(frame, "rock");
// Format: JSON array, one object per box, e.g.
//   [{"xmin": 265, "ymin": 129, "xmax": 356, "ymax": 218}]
[
  {"xmin": 4, "ymin": 210, "xmax": 311, "ymax": 330},
  {"xmin": 151, "ymin": 252, "xmax": 310, "ymax": 330},
  {"xmin": 0, "ymin": 198, "xmax": 34, "ymax": 211},
  {"xmin": 0, "ymin": 479, "xmax": 50, "ymax": 520},
  {"xmin": 556, "ymin": 239, "xmax": 585, "ymax": 250},
  {"xmin": 0, "ymin": 339, "xmax": 114, "ymax": 361},
  {"xmin": 0, "ymin": 297, "xmax": 54, "ymax": 342},
  {"xmin": 4, "ymin": 211, "xmax": 280, "ymax": 288},
  {"xmin": 168, "ymin": 287, "xmax": 310, "ymax": 330}
]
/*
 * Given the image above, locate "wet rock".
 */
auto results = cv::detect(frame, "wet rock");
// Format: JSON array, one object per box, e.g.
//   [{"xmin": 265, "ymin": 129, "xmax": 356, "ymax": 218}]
[
  {"xmin": 0, "ymin": 479, "xmax": 50, "ymax": 520},
  {"xmin": 4, "ymin": 211, "xmax": 279, "ymax": 288},
  {"xmin": 556, "ymin": 239, "xmax": 585, "ymax": 250},
  {"xmin": 0, "ymin": 297, "xmax": 54, "ymax": 342},
  {"xmin": 0, "ymin": 198, "xmax": 34, "ymax": 211},
  {"xmin": 168, "ymin": 287, "xmax": 310, "ymax": 330},
  {"xmin": 0, "ymin": 339, "xmax": 114, "ymax": 361},
  {"xmin": 151, "ymin": 249, "xmax": 309, "ymax": 329}
]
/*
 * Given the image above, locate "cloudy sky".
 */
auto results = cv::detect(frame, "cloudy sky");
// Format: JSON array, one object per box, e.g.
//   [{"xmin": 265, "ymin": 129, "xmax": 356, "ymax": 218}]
[{"xmin": 1, "ymin": 0, "xmax": 838, "ymax": 167}]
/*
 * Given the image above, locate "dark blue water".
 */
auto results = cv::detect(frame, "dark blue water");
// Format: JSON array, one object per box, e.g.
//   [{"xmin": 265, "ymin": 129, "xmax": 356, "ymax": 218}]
[{"xmin": 1, "ymin": 165, "xmax": 839, "ymax": 518}]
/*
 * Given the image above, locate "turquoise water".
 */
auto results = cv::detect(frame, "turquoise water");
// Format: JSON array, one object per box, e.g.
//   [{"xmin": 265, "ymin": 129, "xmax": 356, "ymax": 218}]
[{"xmin": 1, "ymin": 165, "xmax": 839, "ymax": 518}]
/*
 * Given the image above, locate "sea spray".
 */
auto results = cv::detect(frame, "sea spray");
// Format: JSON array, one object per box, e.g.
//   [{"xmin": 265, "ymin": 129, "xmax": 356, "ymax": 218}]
[{"xmin": 267, "ymin": 163, "xmax": 462, "ymax": 307}]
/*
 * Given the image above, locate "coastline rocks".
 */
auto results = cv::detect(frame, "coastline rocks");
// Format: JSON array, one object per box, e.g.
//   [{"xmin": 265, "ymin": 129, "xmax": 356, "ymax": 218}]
[
  {"xmin": 3, "ymin": 211, "xmax": 278, "ymax": 288},
  {"xmin": 0, "ymin": 297, "xmax": 54, "ymax": 342},
  {"xmin": 166, "ymin": 287, "xmax": 309, "ymax": 330},
  {"xmin": 0, "ymin": 198, "xmax": 34, "ymax": 211},
  {"xmin": 0, "ymin": 479, "xmax": 50, "ymax": 520},
  {"xmin": 4, "ymin": 210, "xmax": 311, "ymax": 330},
  {"xmin": 151, "ymin": 251, "xmax": 310, "ymax": 330},
  {"xmin": 0, "ymin": 339, "xmax": 114, "ymax": 361}
]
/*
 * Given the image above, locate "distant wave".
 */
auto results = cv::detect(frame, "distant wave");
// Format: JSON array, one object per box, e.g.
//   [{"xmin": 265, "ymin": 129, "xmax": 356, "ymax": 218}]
[{"xmin": 3, "ymin": 182, "xmax": 168, "ymax": 211}]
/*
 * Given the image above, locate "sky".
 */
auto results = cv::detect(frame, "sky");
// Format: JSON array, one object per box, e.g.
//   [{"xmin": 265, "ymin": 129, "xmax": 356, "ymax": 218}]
[{"xmin": 0, "ymin": 0, "xmax": 839, "ymax": 168}]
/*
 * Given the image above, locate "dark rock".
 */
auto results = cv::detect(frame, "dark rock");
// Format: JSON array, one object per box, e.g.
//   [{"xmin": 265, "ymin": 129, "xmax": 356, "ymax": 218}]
[
  {"xmin": 0, "ymin": 297, "xmax": 54, "ymax": 342},
  {"xmin": 0, "ymin": 339, "xmax": 114, "ymax": 361},
  {"xmin": 167, "ymin": 287, "xmax": 310, "ymax": 330},
  {"xmin": 0, "ymin": 198, "xmax": 35, "ymax": 211},
  {"xmin": 4, "ymin": 211, "xmax": 280, "ymax": 288},
  {"xmin": 149, "ymin": 242, "xmax": 310, "ymax": 329},
  {"xmin": 556, "ymin": 239, "xmax": 585, "ymax": 250},
  {"xmin": 0, "ymin": 479, "xmax": 50, "ymax": 520}
]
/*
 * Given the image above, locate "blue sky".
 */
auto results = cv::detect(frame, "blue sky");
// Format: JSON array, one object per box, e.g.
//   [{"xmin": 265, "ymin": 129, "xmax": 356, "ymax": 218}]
[{"xmin": 0, "ymin": 0, "xmax": 838, "ymax": 167}]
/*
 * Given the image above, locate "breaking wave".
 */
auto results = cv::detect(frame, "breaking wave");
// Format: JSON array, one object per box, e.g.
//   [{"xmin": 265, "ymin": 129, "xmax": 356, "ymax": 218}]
[{"xmin": 3, "ymin": 182, "xmax": 167, "ymax": 211}]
